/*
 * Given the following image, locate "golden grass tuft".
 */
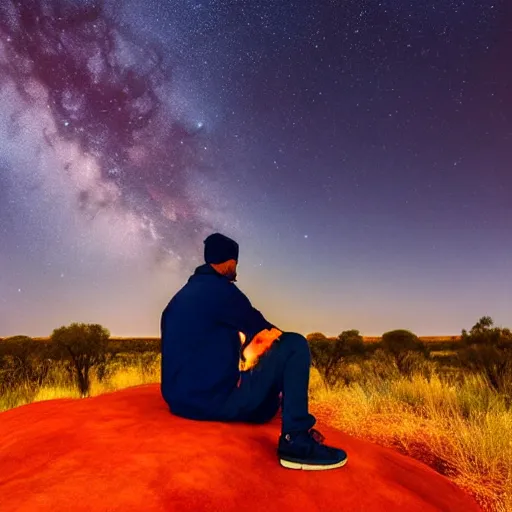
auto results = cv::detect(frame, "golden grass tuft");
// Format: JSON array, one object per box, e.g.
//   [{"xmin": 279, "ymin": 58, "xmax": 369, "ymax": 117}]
[{"xmin": 0, "ymin": 363, "xmax": 161, "ymax": 410}]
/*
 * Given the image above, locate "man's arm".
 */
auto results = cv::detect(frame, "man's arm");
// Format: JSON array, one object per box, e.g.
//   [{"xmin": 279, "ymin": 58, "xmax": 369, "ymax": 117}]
[
  {"xmin": 218, "ymin": 284, "xmax": 277, "ymax": 341},
  {"xmin": 239, "ymin": 326, "xmax": 283, "ymax": 371},
  {"xmin": 218, "ymin": 285, "xmax": 283, "ymax": 369}
]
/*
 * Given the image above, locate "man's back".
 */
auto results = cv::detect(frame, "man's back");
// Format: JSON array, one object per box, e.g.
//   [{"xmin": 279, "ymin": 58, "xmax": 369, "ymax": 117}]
[
  {"xmin": 160, "ymin": 263, "xmax": 272, "ymax": 419},
  {"xmin": 160, "ymin": 232, "xmax": 348, "ymax": 471}
]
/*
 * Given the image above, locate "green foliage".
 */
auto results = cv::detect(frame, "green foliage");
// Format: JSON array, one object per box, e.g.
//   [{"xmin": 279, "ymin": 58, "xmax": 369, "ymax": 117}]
[
  {"xmin": 460, "ymin": 317, "xmax": 512, "ymax": 396},
  {"xmin": 50, "ymin": 323, "xmax": 112, "ymax": 397},
  {"xmin": 308, "ymin": 330, "xmax": 366, "ymax": 389}
]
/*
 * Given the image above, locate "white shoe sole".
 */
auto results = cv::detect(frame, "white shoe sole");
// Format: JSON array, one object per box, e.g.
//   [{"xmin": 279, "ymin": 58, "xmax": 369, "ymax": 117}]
[{"xmin": 279, "ymin": 456, "xmax": 348, "ymax": 470}]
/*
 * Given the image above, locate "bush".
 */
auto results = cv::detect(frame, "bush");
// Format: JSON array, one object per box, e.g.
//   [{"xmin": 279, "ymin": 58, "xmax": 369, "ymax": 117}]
[
  {"xmin": 308, "ymin": 330, "xmax": 366, "ymax": 389},
  {"xmin": 381, "ymin": 330, "xmax": 430, "ymax": 377},
  {"xmin": 365, "ymin": 348, "xmax": 400, "ymax": 382},
  {"xmin": 0, "ymin": 336, "xmax": 53, "ymax": 391},
  {"xmin": 381, "ymin": 329, "xmax": 426, "ymax": 355},
  {"xmin": 399, "ymin": 351, "xmax": 434, "ymax": 380},
  {"xmin": 460, "ymin": 316, "xmax": 512, "ymax": 397}
]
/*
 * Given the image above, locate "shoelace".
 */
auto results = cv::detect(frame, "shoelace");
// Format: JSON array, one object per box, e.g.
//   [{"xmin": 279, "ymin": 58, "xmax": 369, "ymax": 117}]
[{"xmin": 309, "ymin": 428, "xmax": 326, "ymax": 444}]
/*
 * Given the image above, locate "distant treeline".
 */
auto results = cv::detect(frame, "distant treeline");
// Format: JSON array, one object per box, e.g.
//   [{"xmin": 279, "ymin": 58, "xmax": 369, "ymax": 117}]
[
  {"xmin": 0, "ymin": 335, "xmax": 461, "ymax": 349},
  {"xmin": 0, "ymin": 337, "xmax": 161, "ymax": 351},
  {"xmin": 1, "ymin": 317, "xmax": 510, "ymax": 399},
  {"xmin": 306, "ymin": 318, "xmax": 512, "ymax": 396},
  {"xmin": 0, "ymin": 325, "xmax": 161, "ymax": 398}
]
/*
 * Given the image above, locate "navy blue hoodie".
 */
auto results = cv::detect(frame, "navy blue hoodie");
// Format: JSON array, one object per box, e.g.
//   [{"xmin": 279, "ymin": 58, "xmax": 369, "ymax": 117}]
[{"xmin": 160, "ymin": 263, "xmax": 274, "ymax": 419}]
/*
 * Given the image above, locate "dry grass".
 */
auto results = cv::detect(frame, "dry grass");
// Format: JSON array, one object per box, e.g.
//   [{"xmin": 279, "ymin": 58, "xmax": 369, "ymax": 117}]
[
  {"xmin": 309, "ymin": 368, "xmax": 512, "ymax": 512},
  {"xmin": 0, "ymin": 363, "xmax": 161, "ymax": 411}
]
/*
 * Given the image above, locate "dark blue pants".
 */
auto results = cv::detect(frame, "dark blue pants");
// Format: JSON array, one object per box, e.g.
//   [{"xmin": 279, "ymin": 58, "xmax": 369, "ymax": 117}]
[{"xmin": 219, "ymin": 332, "xmax": 317, "ymax": 433}]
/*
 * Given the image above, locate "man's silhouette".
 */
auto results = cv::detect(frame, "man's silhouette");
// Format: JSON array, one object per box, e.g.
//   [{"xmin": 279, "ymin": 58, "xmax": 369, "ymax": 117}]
[{"xmin": 161, "ymin": 233, "xmax": 347, "ymax": 470}]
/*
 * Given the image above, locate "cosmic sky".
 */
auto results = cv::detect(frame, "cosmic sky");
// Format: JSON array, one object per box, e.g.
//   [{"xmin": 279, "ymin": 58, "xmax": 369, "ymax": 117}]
[{"xmin": 0, "ymin": 0, "xmax": 511, "ymax": 337}]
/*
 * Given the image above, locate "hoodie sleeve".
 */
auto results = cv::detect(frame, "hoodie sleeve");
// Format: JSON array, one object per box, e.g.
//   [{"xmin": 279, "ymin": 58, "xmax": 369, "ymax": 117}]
[{"xmin": 218, "ymin": 284, "xmax": 274, "ymax": 341}]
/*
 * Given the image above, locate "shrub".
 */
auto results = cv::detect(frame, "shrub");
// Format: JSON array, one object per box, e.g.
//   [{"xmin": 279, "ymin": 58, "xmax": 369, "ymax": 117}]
[
  {"xmin": 308, "ymin": 330, "xmax": 366, "ymax": 389},
  {"xmin": 381, "ymin": 329, "xmax": 430, "ymax": 377},
  {"xmin": 366, "ymin": 348, "xmax": 400, "ymax": 382},
  {"xmin": 50, "ymin": 323, "xmax": 112, "ymax": 397},
  {"xmin": 460, "ymin": 316, "xmax": 512, "ymax": 397},
  {"xmin": 381, "ymin": 329, "xmax": 426, "ymax": 355},
  {"xmin": 0, "ymin": 335, "xmax": 53, "ymax": 391}
]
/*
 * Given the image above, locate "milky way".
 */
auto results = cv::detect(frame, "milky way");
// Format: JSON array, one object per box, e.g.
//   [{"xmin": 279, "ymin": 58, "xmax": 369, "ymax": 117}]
[
  {"xmin": 1, "ymin": 0, "xmax": 511, "ymax": 337},
  {"xmin": 0, "ymin": 0, "xmax": 228, "ymax": 269}
]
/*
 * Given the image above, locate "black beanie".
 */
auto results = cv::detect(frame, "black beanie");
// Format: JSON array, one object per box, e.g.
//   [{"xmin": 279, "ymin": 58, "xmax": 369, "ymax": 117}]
[{"xmin": 204, "ymin": 233, "xmax": 239, "ymax": 264}]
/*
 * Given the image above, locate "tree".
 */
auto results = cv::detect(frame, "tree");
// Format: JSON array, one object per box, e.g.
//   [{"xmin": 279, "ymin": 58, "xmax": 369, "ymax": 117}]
[
  {"xmin": 308, "ymin": 330, "xmax": 365, "ymax": 389},
  {"xmin": 381, "ymin": 329, "xmax": 430, "ymax": 377},
  {"xmin": 460, "ymin": 316, "xmax": 512, "ymax": 395},
  {"xmin": 50, "ymin": 323, "xmax": 112, "ymax": 397},
  {"xmin": 306, "ymin": 332, "xmax": 328, "ymax": 342}
]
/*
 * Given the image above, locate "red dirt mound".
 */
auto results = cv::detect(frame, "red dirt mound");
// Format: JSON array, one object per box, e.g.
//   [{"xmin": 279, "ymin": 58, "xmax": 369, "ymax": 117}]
[{"xmin": 0, "ymin": 384, "xmax": 481, "ymax": 512}]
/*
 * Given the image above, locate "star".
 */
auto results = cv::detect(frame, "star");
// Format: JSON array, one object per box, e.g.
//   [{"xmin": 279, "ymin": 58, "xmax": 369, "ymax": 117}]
[{"xmin": 0, "ymin": 0, "xmax": 509, "ymax": 341}]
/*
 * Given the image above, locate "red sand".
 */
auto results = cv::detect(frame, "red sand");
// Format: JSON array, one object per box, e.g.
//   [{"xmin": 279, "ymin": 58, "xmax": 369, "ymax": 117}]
[{"xmin": 0, "ymin": 384, "xmax": 481, "ymax": 512}]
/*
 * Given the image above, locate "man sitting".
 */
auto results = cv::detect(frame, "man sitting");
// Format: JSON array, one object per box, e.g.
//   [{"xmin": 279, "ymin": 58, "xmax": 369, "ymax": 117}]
[{"xmin": 160, "ymin": 232, "xmax": 347, "ymax": 470}]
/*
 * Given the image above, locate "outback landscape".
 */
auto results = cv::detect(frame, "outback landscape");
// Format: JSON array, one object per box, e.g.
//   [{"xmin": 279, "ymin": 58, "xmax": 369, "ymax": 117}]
[
  {"xmin": 1, "ymin": 1, "xmax": 510, "ymax": 511},
  {"xmin": 1, "ymin": 316, "xmax": 511, "ymax": 511}
]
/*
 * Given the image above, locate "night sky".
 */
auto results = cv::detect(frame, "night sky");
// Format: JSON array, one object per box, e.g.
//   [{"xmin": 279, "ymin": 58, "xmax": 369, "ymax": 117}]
[{"xmin": 0, "ymin": 0, "xmax": 511, "ymax": 338}]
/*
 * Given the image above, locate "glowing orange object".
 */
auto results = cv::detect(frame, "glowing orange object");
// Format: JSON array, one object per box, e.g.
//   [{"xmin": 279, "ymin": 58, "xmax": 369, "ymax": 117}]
[{"xmin": 239, "ymin": 329, "xmax": 282, "ymax": 371}]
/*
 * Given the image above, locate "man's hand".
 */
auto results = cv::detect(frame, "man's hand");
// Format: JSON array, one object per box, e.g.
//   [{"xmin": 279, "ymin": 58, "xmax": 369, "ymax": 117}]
[
  {"xmin": 240, "ymin": 327, "xmax": 283, "ymax": 371},
  {"xmin": 253, "ymin": 327, "xmax": 283, "ymax": 346}
]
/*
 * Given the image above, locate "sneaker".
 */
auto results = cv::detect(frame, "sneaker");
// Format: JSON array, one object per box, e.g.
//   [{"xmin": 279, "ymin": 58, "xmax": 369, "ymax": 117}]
[{"xmin": 277, "ymin": 428, "xmax": 348, "ymax": 470}]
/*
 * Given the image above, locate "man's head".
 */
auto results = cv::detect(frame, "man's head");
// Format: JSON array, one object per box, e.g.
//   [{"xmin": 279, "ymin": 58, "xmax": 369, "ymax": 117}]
[{"xmin": 204, "ymin": 233, "xmax": 239, "ymax": 281}]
